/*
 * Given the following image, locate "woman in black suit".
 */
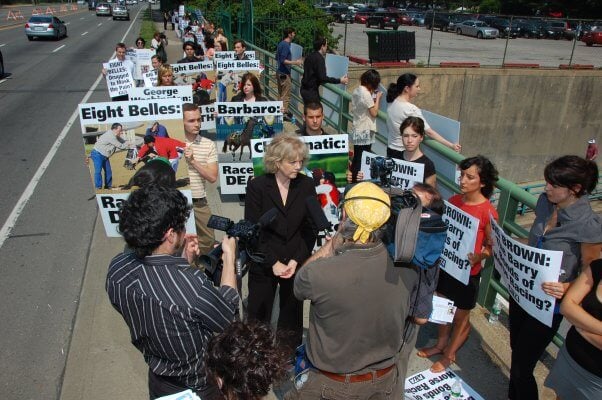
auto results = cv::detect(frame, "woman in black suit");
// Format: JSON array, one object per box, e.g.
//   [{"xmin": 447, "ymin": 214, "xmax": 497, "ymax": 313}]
[{"xmin": 244, "ymin": 133, "xmax": 317, "ymax": 352}]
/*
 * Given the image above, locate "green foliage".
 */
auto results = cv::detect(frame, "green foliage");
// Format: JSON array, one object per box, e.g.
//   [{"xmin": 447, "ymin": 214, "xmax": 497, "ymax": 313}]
[
  {"xmin": 139, "ymin": 7, "xmax": 156, "ymax": 46},
  {"xmin": 479, "ymin": 0, "xmax": 501, "ymax": 14}
]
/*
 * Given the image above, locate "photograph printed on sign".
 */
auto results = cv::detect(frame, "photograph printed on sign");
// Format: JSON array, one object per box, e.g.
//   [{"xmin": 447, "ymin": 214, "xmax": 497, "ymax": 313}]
[
  {"xmin": 126, "ymin": 48, "xmax": 155, "ymax": 80},
  {"xmin": 490, "ymin": 217, "xmax": 562, "ymax": 327},
  {"xmin": 359, "ymin": 151, "xmax": 425, "ymax": 189},
  {"xmin": 171, "ymin": 61, "xmax": 216, "ymax": 90},
  {"xmin": 216, "ymin": 101, "xmax": 283, "ymax": 195},
  {"xmin": 439, "ymin": 200, "xmax": 479, "ymax": 285},
  {"xmin": 215, "ymin": 60, "xmax": 262, "ymax": 103},
  {"xmin": 251, "ymin": 134, "xmax": 349, "ymax": 235},
  {"xmin": 78, "ymin": 99, "xmax": 195, "ymax": 237}
]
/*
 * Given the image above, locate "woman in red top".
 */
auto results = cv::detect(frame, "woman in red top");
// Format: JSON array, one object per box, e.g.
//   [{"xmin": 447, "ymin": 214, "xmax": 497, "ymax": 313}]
[{"xmin": 418, "ymin": 155, "xmax": 499, "ymax": 372}]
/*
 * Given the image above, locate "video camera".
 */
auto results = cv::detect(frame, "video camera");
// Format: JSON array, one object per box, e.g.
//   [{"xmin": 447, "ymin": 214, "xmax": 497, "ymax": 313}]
[
  {"xmin": 200, "ymin": 209, "xmax": 277, "ymax": 285},
  {"xmin": 370, "ymin": 156, "xmax": 396, "ymax": 187}
]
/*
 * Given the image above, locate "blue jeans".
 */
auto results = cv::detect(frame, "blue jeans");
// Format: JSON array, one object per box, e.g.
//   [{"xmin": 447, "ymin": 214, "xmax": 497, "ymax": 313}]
[
  {"xmin": 90, "ymin": 149, "xmax": 112, "ymax": 189},
  {"xmin": 217, "ymin": 82, "xmax": 227, "ymax": 102}
]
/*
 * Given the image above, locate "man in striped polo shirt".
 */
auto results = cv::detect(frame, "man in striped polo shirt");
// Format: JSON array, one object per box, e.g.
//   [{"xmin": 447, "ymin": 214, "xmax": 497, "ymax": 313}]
[
  {"xmin": 182, "ymin": 103, "xmax": 218, "ymax": 257},
  {"xmin": 107, "ymin": 185, "xmax": 239, "ymax": 399}
]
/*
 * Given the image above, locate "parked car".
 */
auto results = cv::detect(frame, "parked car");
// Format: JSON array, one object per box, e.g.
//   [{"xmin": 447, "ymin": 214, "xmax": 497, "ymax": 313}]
[
  {"xmin": 581, "ymin": 26, "xmax": 602, "ymax": 46},
  {"xmin": 112, "ymin": 5, "xmax": 129, "ymax": 20},
  {"xmin": 354, "ymin": 11, "xmax": 369, "ymax": 24},
  {"xmin": 407, "ymin": 11, "xmax": 425, "ymax": 26},
  {"xmin": 455, "ymin": 20, "xmax": 498, "ymax": 39},
  {"xmin": 365, "ymin": 11, "xmax": 401, "ymax": 30},
  {"xmin": 542, "ymin": 20, "xmax": 573, "ymax": 40},
  {"xmin": 490, "ymin": 18, "xmax": 519, "ymax": 38},
  {"xmin": 448, "ymin": 14, "xmax": 472, "ymax": 31},
  {"xmin": 95, "ymin": 2, "xmax": 112, "ymax": 16},
  {"xmin": 424, "ymin": 11, "xmax": 452, "ymax": 31},
  {"xmin": 325, "ymin": 5, "xmax": 354, "ymax": 23},
  {"xmin": 25, "ymin": 15, "xmax": 67, "ymax": 40},
  {"xmin": 514, "ymin": 19, "xmax": 544, "ymax": 38}
]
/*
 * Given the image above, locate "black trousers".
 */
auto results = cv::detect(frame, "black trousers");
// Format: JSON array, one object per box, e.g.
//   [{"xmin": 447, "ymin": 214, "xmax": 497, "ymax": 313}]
[
  {"xmin": 508, "ymin": 298, "xmax": 563, "ymax": 400},
  {"xmin": 350, "ymin": 144, "xmax": 371, "ymax": 182},
  {"xmin": 247, "ymin": 265, "xmax": 303, "ymax": 355},
  {"xmin": 300, "ymin": 87, "xmax": 320, "ymax": 106},
  {"xmin": 147, "ymin": 370, "xmax": 221, "ymax": 400},
  {"xmin": 386, "ymin": 147, "xmax": 404, "ymax": 160}
]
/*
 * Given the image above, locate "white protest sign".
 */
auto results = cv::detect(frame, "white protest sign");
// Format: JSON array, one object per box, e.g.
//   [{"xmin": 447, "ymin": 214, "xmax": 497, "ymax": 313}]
[
  {"xmin": 405, "ymin": 369, "xmax": 484, "ymax": 400},
  {"xmin": 215, "ymin": 60, "xmax": 261, "ymax": 72},
  {"xmin": 250, "ymin": 134, "xmax": 349, "ymax": 158},
  {"xmin": 127, "ymin": 49, "xmax": 155, "ymax": 80},
  {"xmin": 172, "ymin": 61, "xmax": 214, "ymax": 75},
  {"xmin": 214, "ymin": 51, "xmax": 256, "ymax": 61},
  {"xmin": 439, "ymin": 201, "xmax": 479, "ymax": 285},
  {"xmin": 79, "ymin": 98, "xmax": 183, "ymax": 126},
  {"xmin": 128, "ymin": 86, "xmax": 193, "ymax": 103},
  {"xmin": 490, "ymin": 218, "xmax": 561, "ymax": 327},
  {"xmin": 323, "ymin": 54, "xmax": 349, "ymax": 130},
  {"xmin": 103, "ymin": 60, "xmax": 135, "ymax": 97},
  {"xmin": 219, "ymin": 163, "xmax": 254, "ymax": 195},
  {"xmin": 216, "ymin": 101, "xmax": 283, "ymax": 118},
  {"xmin": 143, "ymin": 69, "xmax": 157, "ymax": 87},
  {"xmin": 289, "ymin": 43, "xmax": 303, "ymax": 112},
  {"xmin": 429, "ymin": 295, "xmax": 456, "ymax": 325},
  {"xmin": 359, "ymin": 151, "xmax": 424, "ymax": 189},
  {"xmin": 96, "ymin": 191, "xmax": 196, "ymax": 237},
  {"xmin": 200, "ymin": 104, "xmax": 216, "ymax": 131}
]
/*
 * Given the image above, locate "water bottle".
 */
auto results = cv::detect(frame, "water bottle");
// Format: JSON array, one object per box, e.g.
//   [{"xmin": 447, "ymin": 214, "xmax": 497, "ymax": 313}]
[
  {"xmin": 450, "ymin": 378, "xmax": 462, "ymax": 399},
  {"xmin": 489, "ymin": 297, "xmax": 501, "ymax": 323}
]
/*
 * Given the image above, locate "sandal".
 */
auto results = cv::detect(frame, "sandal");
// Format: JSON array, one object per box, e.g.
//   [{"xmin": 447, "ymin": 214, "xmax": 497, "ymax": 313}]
[
  {"xmin": 430, "ymin": 355, "xmax": 455, "ymax": 373},
  {"xmin": 416, "ymin": 346, "xmax": 444, "ymax": 358}
]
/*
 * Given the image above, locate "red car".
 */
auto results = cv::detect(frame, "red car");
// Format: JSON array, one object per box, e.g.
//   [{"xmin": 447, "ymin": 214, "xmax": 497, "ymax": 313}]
[
  {"xmin": 354, "ymin": 12, "xmax": 369, "ymax": 24},
  {"xmin": 581, "ymin": 28, "xmax": 602, "ymax": 46}
]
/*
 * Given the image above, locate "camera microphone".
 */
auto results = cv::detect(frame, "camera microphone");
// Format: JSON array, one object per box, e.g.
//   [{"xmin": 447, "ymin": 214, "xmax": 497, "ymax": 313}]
[
  {"xmin": 258, "ymin": 207, "xmax": 278, "ymax": 229},
  {"xmin": 305, "ymin": 196, "xmax": 332, "ymax": 235}
]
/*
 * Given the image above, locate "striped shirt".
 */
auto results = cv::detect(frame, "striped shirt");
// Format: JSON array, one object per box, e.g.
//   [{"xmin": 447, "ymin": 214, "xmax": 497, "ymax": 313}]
[
  {"xmin": 185, "ymin": 135, "xmax": 217, "ymax": 199},
  {"xmin": 106, "ymin": 252, "xmax": 239, "ymax": 390}
]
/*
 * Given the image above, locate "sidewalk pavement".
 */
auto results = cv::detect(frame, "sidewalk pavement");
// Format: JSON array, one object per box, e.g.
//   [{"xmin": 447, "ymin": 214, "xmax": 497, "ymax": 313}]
[{"xmin": 59, "ymin": 17, "xmax": 559, "ymax": 400}]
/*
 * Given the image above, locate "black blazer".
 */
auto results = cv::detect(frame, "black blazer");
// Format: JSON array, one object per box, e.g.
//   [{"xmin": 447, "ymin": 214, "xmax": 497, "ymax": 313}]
[{"xmin": 244, "ymin": 173, "xmax": 317, "ymax": 270}]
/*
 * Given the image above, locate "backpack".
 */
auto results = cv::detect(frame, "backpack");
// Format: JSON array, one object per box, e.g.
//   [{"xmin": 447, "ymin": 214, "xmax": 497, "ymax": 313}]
[{"xmin": 411, "ymin": 209, "xmax": 448, "ymax": 270}]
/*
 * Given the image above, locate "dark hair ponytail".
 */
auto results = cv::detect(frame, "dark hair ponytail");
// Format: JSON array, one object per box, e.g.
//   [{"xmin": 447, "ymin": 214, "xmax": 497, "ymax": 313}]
[
  {"xmin": 386, "ymin": 73, "xmax": 418, "ymax": 103},
  {"xmin": 544, "ymin": 155, "xmax": 599, "ymax": 196}
]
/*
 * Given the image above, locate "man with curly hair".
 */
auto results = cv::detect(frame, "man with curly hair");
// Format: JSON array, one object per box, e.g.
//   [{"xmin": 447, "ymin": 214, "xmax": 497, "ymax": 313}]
[{"xmin": 106, "ymin": 185, "xmax": 239, "ymax": 400}]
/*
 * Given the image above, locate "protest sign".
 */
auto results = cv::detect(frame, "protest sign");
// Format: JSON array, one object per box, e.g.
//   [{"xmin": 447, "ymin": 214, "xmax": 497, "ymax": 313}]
[
  {"xmin": 200, "ymin": 104, "xmax": 216, "ymax": 131},
  {"xmin": 429, "ymin": 295, "xmax": 456, "ymax": 325},
  {"xmin": 490, "ymin": 218, "xmax": 561, "ymax": 327},
  {"xmin": 215, "ymin": 59, "xmax": 261, "ymax": 72},
  {"xmin": 103, "ymin": 60, "xmax": 135, "ymax": 98},
  {"xmin": 439, "ymin": 201, "xmax": 479, "ymax": 285},
  {"xmin": 213, "ymin": 51, "xmax": 256, "ymax": 61},
  {"xmin": 250, "ymin": 134, "xmax": 348, "ymax": 231},
  {"xmin": 79, "ymin": 99, "xmax": 192, "ymax": 236},
  {"xmin": 143, "ymin": 69, "xmax": 157, "ymax": 87},
  {"xmin": 218, "ymin": 163, "xmax": 255, "ymax": 195},
  {"xmin": 126, "ymin": 48, "xmax": 155, "ymax": 80},
  {"xmin": 215, "ymin": 101, "xmax": 283, "ymax": 141},
  {"xmin": 172, "ymin": 61, "xmax": 216, "ymax": 86},
  {"xmin": 359, "ymin": 151, "xmax": 425, "ymax": 189},
  {"xmin": 128, "ymin": 86, "xmax": 193, "ymax": 103},
  {"xmin": 322, "ymin": 54, "xmax": 349, "ymax": 128},
  {"xmin": 289, "ymin": 43, "xmax": 303, "ymax": 113},
  {"xmin": 405, "ymin": 369, "xmax": 484, "ymax": 400}
]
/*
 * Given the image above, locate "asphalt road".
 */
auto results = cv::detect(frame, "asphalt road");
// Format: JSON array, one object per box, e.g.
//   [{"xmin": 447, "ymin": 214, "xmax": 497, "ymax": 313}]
[
  {"xmin": 332, "ymin": 22, "xmax": 601, "ymax": 67},
  {"xmin": 0, "ymin": 5, "xmax": 146, "ymax": 399}
]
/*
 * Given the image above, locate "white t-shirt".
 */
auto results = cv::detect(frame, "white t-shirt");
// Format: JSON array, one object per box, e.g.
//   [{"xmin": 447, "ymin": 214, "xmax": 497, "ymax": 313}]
[
  {"xmin": 386, "ymin": 98, "xmax": 431, "ymax": 151},
  {"xmin": 351, "ymin": 85, "xmax": 376, "ymax": 146}
]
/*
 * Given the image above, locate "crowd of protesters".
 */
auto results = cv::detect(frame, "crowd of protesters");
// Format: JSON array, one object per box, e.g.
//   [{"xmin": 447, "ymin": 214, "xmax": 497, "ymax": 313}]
[{"xmin": 98, "ymin": 7, "xmax": 601, "ymax": 399}]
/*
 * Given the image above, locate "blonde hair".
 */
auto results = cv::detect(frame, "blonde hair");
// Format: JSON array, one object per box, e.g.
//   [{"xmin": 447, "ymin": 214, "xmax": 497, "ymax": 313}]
[
  {"xmin": 264, "ymin": 133, "xmax": 309, "ymax": 174},
  {"xmin": 157, "ymin": 65, "xmax": 174, "ymax": 86}
]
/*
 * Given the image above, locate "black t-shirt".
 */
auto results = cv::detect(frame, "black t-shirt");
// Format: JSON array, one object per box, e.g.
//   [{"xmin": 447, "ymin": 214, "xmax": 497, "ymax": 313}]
[
  {"xmin": 401, "ymin": 151, "xmax": 436, "ymax": 182},
  {"xmin": 565, "ymin": 259, "xmax": 602, "ymax": 377}
]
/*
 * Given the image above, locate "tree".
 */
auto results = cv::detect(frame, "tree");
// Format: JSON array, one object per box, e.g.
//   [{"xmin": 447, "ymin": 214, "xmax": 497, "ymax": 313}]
[{"xmin": 479, "ymin": 0, "xmax": 501, "ymax": 13}]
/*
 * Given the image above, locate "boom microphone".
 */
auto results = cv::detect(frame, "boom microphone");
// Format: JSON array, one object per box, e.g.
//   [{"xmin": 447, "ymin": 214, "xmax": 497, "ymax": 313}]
[
  {"xmin": 258, "ymin": 207, "xmax": 278, "ymax": 229},
  {"xmin": 305, "ymin": 196, "xmax": 332, "ymax": 234}
]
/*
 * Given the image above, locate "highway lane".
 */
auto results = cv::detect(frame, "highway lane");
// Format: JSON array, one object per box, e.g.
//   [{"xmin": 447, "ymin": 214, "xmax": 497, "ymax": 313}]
[{"xmin": 0, "ymin": 5, "xmax": 146, "ymax": 399}]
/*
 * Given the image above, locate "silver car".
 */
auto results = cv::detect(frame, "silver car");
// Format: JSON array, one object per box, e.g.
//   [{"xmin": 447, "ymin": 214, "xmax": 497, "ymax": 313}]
[
  {"xmin": 96, "ymin": 3, "xmax": 112, "ymax": 16},
  {"xmin": 112, "ymin": 5, "xmax": 129, "ymax": 20},
  {"xmin": 456, "ymin": 20, "xmax": 499, "ymax": 39},
  {"xmin": 25, "ymin": 15, "xmax": 67, "ymax": 41}
]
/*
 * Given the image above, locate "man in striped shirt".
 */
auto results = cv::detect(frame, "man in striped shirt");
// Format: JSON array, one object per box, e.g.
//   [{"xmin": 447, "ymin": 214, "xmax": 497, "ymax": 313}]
[
  {"xmin": 106, "ymin": 185, "xmax": 239, "ymax": 399},
  {"xmin": 182, "ymin": 103, "xmax": 218, "ymax": 257}
]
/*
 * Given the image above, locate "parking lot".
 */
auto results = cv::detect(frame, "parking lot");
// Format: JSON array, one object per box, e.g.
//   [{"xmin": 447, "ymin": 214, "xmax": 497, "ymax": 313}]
[{"xmin": 332, "ymin": 22, "xmax": 601, "ymax": 68}]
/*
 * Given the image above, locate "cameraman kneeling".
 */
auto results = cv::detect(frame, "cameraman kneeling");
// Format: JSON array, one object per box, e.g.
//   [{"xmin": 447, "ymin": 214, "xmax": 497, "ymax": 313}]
[{"xmin": 106, "ymin": 185, "xmax": 239, "ymax": 400}]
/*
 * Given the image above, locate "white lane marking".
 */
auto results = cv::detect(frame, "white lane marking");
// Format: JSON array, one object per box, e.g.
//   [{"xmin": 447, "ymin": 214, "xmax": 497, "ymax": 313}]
[
  {"xmin": 52, "ymin": 45, "xmax": 66, "ymax": 53},
  {"xmin": 0, "ymin": 71, "xmax": 104, "ymax": 249},
  {"xmin": 81, "ymin": 31, "xmax": 88, "ymax": 36},
  {"xmin": 65, "ymin": 22, "xmax": 71, "ymax": 25},
  {"xmin": 0, "ymin": 5, "xmax": 146, "ymax": 249},
  {"xmin": 0, "ymin": 43, "xmax": 6, "ymax": 47},
  {"xmin": 80, "ymin": 17, "xmax": 85, "ymax": 20},
  {"xmin": 97, "ymin": 23, "xmax": 102, "ymax": 26},
  {"xmin": 0, "ymin": 79, "xmax": 7, "ymax": 84}
]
